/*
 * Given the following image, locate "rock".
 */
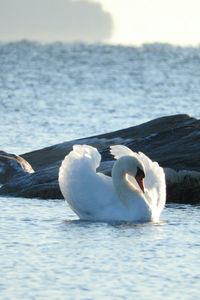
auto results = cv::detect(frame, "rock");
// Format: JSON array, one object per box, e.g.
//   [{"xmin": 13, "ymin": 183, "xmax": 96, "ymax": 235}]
[
  {"xmin": 165, "ymin": 168, "xmax": 200, "ymax": 204},
  {"xmin": 0, "ymin": 114, "xmax": 200, "ymax": 203},
  {"xmin": 0, "ymin": 166, "xmax": 61, "ymax": 199},
  {"xmin": 0, "ymin": 151, "xmax": 34, "ymax": 184}
]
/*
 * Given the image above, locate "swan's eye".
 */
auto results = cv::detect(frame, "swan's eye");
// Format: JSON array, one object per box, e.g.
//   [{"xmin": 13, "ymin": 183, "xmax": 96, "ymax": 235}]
[{"xmin": 136, "ymin": 167, "xmax": 145, "ymax": 178}]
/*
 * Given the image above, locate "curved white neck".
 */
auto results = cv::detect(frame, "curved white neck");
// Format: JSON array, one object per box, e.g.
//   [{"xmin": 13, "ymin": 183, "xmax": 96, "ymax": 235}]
[{"xmin": 112, "ymin": 158, "xmax": 142, "ymax": 205}]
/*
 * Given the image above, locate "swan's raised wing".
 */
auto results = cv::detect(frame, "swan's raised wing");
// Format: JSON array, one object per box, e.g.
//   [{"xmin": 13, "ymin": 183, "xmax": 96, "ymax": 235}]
[
  {"xmin": 110, "ymin": 145, "xmax": 140, "ymax": 160},
  {"xmin": 72, "ymin": 144, "xmax": 101, "ymax": 169},
  {"xmin": 110, "ymin": 145, "xmax": 166, "ymax": 215},
  {"xmin": 59, "ymin": 144, "xmax": 102, "ymax": 198},
  {"xmin": 58, "ymin": 144, "xmax": 116, "ymax": 220},
  {"xmin": 138, "ymin": 152, "xmax": 166, "ymax": 214}
]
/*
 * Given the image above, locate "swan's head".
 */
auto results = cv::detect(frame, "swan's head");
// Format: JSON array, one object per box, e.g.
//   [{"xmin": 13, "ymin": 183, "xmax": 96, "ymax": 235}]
[
  {"xmin": 135, "ymin": 166, "xmax": 145, "ymax": 193},
  {"xmin": 112, "ymin": 155, "xmax": 145, "ymax": 193}
]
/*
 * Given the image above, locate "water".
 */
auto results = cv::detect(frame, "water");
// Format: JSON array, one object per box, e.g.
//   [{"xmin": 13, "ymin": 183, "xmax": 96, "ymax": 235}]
[
  {"xmin": 1, "ymin": 199, "xmax": 200, "ymax": 300},
  {"xmin": 0, "ymin": 41, "xmax": 200, "ymax": 154},
  {"xmin": 1, "ymin": 41, "xmax": 200, "ymax": 299}
]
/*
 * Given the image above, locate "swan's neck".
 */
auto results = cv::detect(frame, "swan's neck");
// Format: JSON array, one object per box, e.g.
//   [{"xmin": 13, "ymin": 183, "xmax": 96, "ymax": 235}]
[
  {"xmin": 112, "ymin": 163, "xmax": 142, "ymax": 206},
  {"xmin": 112, "ymin": 156, "xmax": 152, "ymax": 221}
]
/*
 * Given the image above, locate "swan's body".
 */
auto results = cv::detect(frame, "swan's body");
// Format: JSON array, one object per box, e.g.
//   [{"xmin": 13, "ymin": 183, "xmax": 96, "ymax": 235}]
[{"xmin": 58, "ymin": 145, "xmax": 166, "ymax": 222}]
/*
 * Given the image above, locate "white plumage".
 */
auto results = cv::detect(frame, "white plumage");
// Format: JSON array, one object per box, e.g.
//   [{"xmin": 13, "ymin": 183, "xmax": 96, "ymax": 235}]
[{"xmin": 58, "ymin": 144, "xmax": 166, "ymax": 222}]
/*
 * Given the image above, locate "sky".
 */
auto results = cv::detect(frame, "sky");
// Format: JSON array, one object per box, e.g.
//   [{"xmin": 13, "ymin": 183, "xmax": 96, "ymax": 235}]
[{"xmin": 0, "ymin": 0, "xmax": 200, "ymax": 45}]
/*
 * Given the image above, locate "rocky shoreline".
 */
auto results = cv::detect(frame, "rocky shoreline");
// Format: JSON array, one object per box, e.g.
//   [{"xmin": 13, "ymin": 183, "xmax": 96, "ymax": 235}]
[{"xmin": 0, "ymin": 114, "xmax": 200, "ymax": 204}]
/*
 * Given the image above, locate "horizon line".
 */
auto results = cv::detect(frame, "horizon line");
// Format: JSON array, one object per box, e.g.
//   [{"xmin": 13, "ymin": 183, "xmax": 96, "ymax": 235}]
[{"xmin": 0, "ymin": 38, "xmax": 200, "ymax": 48}]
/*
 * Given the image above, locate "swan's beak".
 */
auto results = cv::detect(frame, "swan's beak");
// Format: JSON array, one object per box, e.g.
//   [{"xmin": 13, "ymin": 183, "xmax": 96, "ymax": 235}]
[{"xmin": 135, "ymin": 175, "xmax": 145, "ymax": 193}]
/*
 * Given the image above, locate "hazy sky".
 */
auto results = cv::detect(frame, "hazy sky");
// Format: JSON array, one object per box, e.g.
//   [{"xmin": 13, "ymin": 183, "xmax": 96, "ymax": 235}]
[{"xmin": 0, "ymin": 0, "xmax": 200, "ymax": 45}]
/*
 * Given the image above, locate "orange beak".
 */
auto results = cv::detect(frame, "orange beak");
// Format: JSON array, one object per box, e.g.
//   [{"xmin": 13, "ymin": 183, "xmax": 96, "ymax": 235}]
[{"xmin": 135, "ymin": 174, "xmax": 145, "ymax": 193}]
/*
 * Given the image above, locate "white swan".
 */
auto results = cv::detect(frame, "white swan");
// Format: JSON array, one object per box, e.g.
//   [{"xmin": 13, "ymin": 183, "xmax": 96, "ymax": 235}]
[{"xmin": 58, "ymin": 144, "xmax": 166, "ymax": 222}]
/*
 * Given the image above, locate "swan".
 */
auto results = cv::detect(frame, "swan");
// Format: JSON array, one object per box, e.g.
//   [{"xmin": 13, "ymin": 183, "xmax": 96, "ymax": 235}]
[{"xmin": 58, "ymin": 144, "xmax": 166, "ymax": 222}]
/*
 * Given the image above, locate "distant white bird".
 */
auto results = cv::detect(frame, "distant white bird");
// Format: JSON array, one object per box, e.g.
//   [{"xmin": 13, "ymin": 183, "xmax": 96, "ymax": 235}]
[{"xmin": 58, "ymin": 144, "xmax": 166, "ymax": 222}]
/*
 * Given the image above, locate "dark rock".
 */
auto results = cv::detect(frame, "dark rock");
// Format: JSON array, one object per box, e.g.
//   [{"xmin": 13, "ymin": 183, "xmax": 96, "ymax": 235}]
[
  {"xmin": 0, "ymin": 170, "xmax": 62, "ymax": 199},
  {"xmin": 0, "ymin": 114, "xmax": 200, "ymax": 203},
  {"xmin": 165, "ymin": 168, "xmax": 200, "ymax": 204}
]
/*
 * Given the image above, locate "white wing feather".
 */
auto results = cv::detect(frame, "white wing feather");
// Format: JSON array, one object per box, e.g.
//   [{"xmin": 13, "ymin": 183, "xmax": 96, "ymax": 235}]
[
  {"xmin": 110, "ymin": 145, "xmax": 140, "ymax": 160},
  {"xmin": 72, "ymin": 144, "xmax": 101, "ymax": 169},
  {"xmin": 59, "ymin": 144, "xmax": 116, "ymax": 220},
  {"xmin": 138, "ymin": 152, "xmax": 166, "ymax": 214}
]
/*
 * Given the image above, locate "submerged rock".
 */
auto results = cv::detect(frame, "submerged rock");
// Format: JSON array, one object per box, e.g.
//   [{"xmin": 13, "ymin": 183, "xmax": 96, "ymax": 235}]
[
  {"xmin": 0, "ymin": 114, "xmax": 200, "ymax": 203},
  {"xmin": 0, "ymin": 151, "xmax": 34, "ymax": 184}
]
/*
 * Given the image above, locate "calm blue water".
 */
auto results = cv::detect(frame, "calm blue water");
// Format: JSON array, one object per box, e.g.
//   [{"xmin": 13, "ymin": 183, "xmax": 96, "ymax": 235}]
[
  {"xmin": 0, "ymin": 42, "xmax": 200, "ymax": 154},
  {"xmin": 1, "ymin": 199, "xmax": 200, "ymax": 300},
  {"xmin": 0, "ymin": 42, "xmax": 200, "ymax": 299}
]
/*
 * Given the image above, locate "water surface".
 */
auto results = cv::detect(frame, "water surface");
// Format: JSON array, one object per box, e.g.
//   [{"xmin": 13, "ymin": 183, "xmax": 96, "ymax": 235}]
[
  {"xmin": 1, "ymin": 198, "xmax": 199, "ymax": 299},
  {"xmin": 0, "ymin": 42, "xmax": 200, "ymax": 154}
]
